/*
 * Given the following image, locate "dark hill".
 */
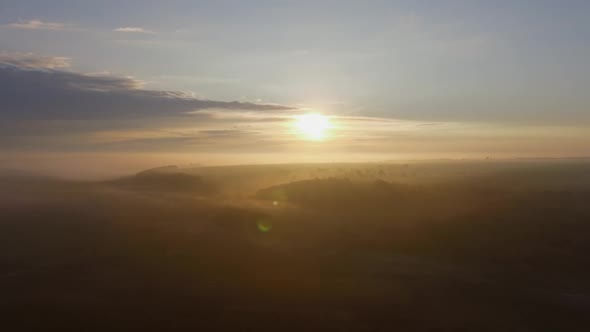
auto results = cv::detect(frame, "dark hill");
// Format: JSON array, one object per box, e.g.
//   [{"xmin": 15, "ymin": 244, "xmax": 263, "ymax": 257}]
[{"xmin": 111, "ymin": 171, "xmax": 214, "ymax": 193}]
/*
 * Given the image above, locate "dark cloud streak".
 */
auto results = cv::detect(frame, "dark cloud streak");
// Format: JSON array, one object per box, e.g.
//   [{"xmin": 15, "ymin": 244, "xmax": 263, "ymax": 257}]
[
  {"xmin": 0, "ymin": 56, "xmax": 293, "ymax": 122},
  {"xmin": 0, "ymin": 54, "xmax": 294, "ymax": 152}
]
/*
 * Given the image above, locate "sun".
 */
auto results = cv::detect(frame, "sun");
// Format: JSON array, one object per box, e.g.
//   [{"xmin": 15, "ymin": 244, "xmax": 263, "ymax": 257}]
[{"xmin": 294, "ymin": 113, "xmax": 332, "ymax": 140}]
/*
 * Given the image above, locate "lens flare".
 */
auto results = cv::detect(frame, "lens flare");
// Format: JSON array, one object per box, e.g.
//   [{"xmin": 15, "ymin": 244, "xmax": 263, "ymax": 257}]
[{"xmin": 257, "ymin": 220, "xmax": 273, "ymax": 233}]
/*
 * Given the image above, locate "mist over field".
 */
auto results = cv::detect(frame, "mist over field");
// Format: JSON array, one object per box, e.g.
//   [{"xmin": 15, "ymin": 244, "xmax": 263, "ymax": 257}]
[
  {"xmin": 2, "ymin": 160, "xmax": 590, "ymax": 331},
  {"xmin": 3, "ymin": 1, "xmax": 590, "ymax": 330}
]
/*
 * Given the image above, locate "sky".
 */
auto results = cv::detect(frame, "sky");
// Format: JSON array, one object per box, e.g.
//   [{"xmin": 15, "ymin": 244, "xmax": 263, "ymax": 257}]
[{"xmin": 1, "ymin": 0, "xmax": 589, "ymax": 177}]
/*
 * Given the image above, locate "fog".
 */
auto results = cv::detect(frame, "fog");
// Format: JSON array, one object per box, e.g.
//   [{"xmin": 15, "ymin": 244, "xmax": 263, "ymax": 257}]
[{"xmin": 1, "ymin": 160, "xmax": 589, "ymax": 331}]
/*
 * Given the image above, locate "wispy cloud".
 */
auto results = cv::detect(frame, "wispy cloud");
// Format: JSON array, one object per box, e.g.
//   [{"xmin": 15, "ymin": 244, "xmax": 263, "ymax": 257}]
[
  {"xmin": 6, "ymin": 19, "xmax": 66, "ymax": 30},
  {"xmin": 114, "ymin": 27, "xmax": 155, "ymax": 34},
  {"xmin": 0, "ymin": 52, "xmax": 70, "ymax": 69}
]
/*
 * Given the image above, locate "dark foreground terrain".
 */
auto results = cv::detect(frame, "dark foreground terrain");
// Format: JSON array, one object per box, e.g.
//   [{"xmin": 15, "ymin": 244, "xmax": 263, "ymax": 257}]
[{"xmin": 1, "ymin": 160, "xmax": 590, "ymax": 331}]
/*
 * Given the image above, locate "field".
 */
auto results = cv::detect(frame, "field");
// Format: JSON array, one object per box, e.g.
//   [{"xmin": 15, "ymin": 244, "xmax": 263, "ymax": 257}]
[{"xmin": 1, "ymin": 160, "xmax": 589, "ymax": 331}]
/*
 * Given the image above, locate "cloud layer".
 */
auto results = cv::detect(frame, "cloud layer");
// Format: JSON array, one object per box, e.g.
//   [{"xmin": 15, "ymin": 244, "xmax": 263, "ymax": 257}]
[
  {"xmin": 0, "ymin": 53, "xmax": 295, "ymax": 152},
  {"xmin": 0, "ymin": 53, "xmax": 292, "ymax": 122}
]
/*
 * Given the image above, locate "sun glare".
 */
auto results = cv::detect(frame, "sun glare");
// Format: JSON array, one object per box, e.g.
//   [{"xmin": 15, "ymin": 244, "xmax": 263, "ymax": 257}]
[{"xmin": 294, "ymin": 113, "xmax": 332, "ymax": 140}]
